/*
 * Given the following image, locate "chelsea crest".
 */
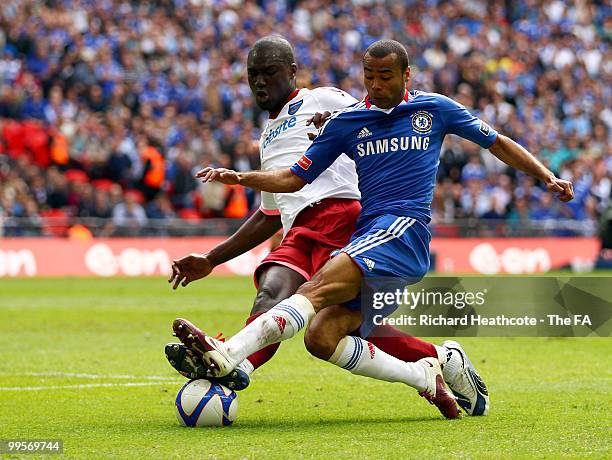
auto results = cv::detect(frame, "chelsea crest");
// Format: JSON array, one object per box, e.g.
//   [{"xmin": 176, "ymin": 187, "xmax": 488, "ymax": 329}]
[{"xmin": 411, "ymin": 111, "xmax": 433, "ymax": 134}]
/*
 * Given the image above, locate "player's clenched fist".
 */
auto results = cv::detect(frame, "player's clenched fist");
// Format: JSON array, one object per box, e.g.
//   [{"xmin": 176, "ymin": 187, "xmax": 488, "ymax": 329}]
[
  {"xmin": 168, "ymin": 253, "xmax": 214, "ymax": 289},
  {"xmin": 195, "ymin": 167, "xmax": 240, "ymax": 184},
  {"xmin": 544, "ymin": 176, "xmax": 574, "ymax": 202}
]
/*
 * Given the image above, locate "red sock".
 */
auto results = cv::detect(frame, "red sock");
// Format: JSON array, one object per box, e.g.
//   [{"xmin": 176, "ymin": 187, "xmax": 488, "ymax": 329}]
[
  {"xmin": 243, "ymin": 311, "xmax": 281, "ymax": 371},
  {"xmin": 367, "ymin": 325, "xmax": 437, "ymax": 362}
]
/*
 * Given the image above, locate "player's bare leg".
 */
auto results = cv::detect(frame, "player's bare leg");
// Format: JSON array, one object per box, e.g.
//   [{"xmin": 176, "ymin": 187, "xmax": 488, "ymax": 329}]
[
  {"xmin": 175, "ymin": 253, "xmax": 459, "ymax": 418},
  {"xmin": 172, "ymin": 253, "xmax": 361, "ymax": 374},
  {"xmin": 298, "ymin": 257, "xmax": 458, "ymax": 419},
  {"xmin": 184, "ymin": 254, "xmax": 362, "ymax": 368},
  {"xmin": 168, "ymin": 264, "xmax": 305, "ymax": 389},
  {"xmin": 300, "ymin": 256, "xmax": 485, "ymax": 417},
  {"xmin": 171, "ymin": 261, "xmax": 456, "ymax": 389},
  {"xmin": 303, "ymin": 305, "xmax": 363, "ymax": 360}
]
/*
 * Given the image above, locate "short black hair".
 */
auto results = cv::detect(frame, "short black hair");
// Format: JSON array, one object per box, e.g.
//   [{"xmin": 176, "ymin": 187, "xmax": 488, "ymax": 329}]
[
  {"xmin": 248, "ymin": 35, "xmax": 295, "ymax": 66},
  {"xmin": 364, "ymin": 40, "xmax": 409, "ymax": 72}
]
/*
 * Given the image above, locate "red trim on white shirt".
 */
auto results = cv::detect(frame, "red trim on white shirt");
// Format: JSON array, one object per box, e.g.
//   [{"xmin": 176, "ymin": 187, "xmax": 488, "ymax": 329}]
[
  {"xmin": 259, "ymin": 206, "xmax": 281, "ymax": 216},
  {"xmin": 269, "ymin": 88, "xmax": 301, "ymax": 119}
]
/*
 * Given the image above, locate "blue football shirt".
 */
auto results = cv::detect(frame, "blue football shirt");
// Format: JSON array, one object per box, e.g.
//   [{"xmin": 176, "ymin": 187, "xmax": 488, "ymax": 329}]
[{"xmin": 290, "ymin": 90, "xmax": 498, "ymax": 223}]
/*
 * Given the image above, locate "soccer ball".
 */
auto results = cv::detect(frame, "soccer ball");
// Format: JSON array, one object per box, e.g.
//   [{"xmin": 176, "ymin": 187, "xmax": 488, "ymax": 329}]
[{"xmin": 175, "ymin": 379, "xmax": 238, "ymax": 427}]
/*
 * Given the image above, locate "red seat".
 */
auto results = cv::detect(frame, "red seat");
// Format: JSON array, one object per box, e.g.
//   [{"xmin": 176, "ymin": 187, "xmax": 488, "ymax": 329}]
[
  {"xmin": 2, "ymin": 120, "xmax": 26, "ymax": 158},
  {"xmin": 65, "ymin": 169, "xmax": 89, "ymax": 183},
  {"xmin": 178, "ymin": 208, "xmax": 201, "ymax": 221},
  {"xmin": 22, "ymin": 120, "xmax": 50, "ymax": 168},
  {"xmin": 91, "ymin": 179, "xmax": 115, "ymax": 191},
  {"xmin": 40, "ymin": 208, "xmax": 70, "ymax": 237}
]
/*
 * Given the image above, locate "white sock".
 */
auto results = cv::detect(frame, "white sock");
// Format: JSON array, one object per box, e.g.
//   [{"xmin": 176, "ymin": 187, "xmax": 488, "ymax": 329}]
[
  {"xmin": 224, "ymin": 294, "xmax": 315, "ymax": 364},
  {"xmin": 238, "ymin": 359, "xmax": 255, "ymax": 375},
  {"xmin": 329, "ymin": 336, "xmax": 428, "ymax": 391}
]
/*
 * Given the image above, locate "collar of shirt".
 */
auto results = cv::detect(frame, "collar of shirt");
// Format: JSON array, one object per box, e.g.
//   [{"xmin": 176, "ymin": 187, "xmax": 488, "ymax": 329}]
[
  {"xmin": 269, "ymin": 88, "xmax": 301, "ymax": 119},
  {"xmin": 363, "ymin": 89, "xmax": 409, "ymax": 113}
]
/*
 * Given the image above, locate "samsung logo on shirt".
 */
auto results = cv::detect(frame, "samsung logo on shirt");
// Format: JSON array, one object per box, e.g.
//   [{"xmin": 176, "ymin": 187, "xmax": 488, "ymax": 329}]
[
  {"xmin": 262, "ymin": 116, "xmax": 297, "ymax": 149},
  {"xmin": 356, "ymin": 136, "xmax": 430, "ymax": 157}
]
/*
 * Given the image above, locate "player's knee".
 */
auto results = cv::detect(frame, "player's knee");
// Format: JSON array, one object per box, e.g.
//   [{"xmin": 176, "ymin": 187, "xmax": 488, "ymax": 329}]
[
  {"xmin": 298, "ymin": 284, "xmax": 359, "ymax": 313},
  {"xmin": 303, "ymin": 324, "xmax": 338, "ymax": 361},
  {"xmin": 252, "ymin": 284, "xmax": 282, "ymax": 314},
  {"xmin": 295, "ymin": 279, "xmax": 317, "ymax": 304},
  {"xmin": 296, "ymin": 255, "xmax": 362, "ymax": 310}
]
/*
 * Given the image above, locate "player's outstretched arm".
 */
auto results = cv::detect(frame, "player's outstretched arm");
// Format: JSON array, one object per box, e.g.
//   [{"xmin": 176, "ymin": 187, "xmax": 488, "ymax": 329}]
[
  {"xmin": 196, "ymin": 167, "xmax": 306, "ymax": 193},
  {"xmin": 204, "ymin": 209, "xmax": 282, "ymax": 267},
  {"xmin": 488, "ymin": 134, "xmax": 574, "ymax": 202},
  {"xmin": 168, "ymin": 209, "xmax": 282, "ymax": 289}
]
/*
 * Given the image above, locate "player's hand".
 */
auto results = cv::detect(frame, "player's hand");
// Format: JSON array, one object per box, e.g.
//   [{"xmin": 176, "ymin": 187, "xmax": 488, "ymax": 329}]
[
  {"xmin": 168, "ymin": 253, "xmax": 214, "ymax": 289},
  {"xmin": 195, "ymin": 167, "xmax": 240, "ymax": 184},
  {"xmin": 306, "ymin": 111, "xmax": 331, "ymax": 129},
  {"xmin": 544, "ymin": 176, "xmax": 574, "ymax": 202},
  {"xmin": 306, "ymin": 111, "xmax": 332, "ymax": 140}
]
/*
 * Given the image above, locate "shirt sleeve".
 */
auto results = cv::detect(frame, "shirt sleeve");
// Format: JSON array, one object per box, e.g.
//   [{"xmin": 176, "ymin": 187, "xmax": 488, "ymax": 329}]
[
  {"xmin": 438, "ymin": 95, "xmax": 498, "ymax": 148},
  {"xmin": 259, "ymin": 191, "xmax": 280, "ymax": 215},
  {"xmin": 290, "ymin": 116, "xmax": 348, "ymax": 184}
]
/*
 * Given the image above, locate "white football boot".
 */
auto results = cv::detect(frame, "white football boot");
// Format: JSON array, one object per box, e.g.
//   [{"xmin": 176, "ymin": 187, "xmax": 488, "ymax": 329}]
[{"xmin": 417, "ymin": 357, "xmax": 461, "ymax": 419}]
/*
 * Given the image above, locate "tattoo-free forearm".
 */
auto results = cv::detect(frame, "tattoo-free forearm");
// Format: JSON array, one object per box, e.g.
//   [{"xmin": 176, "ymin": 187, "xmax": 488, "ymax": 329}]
[
  {"xmin": 488, "ymin": 134, "xmax": 554, "ymax": 182},
  {"xmin": 206, "ymin": 210, "xmax": 282, "ymax": 266},
  {"xmin": 237, "ymin": 169, "xmax": 306, "ymax": 193}
]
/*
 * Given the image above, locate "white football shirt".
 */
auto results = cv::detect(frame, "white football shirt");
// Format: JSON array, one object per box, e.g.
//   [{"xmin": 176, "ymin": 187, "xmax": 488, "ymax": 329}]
[{"xmin": 258, "ymin": 87, "xmax": 361, "ymax": 233}]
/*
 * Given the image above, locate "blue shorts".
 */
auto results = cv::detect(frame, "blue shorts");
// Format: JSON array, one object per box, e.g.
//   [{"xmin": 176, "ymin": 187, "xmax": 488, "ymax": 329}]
[{"xmin": 335, "ymin": 214, "xmax": 431, "ymax": 336}]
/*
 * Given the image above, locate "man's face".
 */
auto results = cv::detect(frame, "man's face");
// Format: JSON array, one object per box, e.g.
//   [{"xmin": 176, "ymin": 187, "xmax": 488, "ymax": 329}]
[
  {"xmin": 363, "ymin": 53, "xmax": 410, "ymax": 109},
  {"xmin": 247, "ymin": 49, "xmax": 296, "ymax": 112}
]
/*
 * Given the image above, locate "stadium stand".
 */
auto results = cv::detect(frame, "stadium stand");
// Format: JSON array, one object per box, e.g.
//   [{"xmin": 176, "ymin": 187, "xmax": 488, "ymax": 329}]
[{"xmin": 0, "ymin": 0, "xmax": 609, "ymax": 238}]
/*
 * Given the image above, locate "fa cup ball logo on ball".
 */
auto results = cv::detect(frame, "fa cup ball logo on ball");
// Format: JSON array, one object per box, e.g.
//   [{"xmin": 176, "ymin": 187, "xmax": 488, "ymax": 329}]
[{"xmin": 175, "ymin": 379, "xmax": 238, "ymax": 427}]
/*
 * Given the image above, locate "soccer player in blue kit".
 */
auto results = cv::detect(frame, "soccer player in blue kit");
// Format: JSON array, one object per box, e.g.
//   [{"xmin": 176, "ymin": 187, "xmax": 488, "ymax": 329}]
[{"xmin": 174, "ymin": 40, "xmax": 574, "ymax": 419}]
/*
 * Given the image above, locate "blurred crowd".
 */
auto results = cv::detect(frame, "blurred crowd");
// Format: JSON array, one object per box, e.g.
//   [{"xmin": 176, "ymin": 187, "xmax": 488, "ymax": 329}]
[{"xmin": 0, "ymin": 0, "xmax": 609, "ymax": 237}]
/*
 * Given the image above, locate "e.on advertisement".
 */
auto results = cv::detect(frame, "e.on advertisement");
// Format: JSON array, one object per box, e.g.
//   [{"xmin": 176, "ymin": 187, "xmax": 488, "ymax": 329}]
[
  {"xmin": 430, "ymin": 238, "xmax": 600, "ymax": 274},
  {"xmin": 0, "ymin": 238, "xmax": 271, "ymax": 278},
  {"xmin": 84, "ymin": 243, "xmax": 171, "ymax": 277},
  {"xmin": 0, "ymin": 249, "xmax": 37, "ymax": 277},
  {"xmin": 0, "ymin": 237, "xmax": 601, "ymax": 277}
]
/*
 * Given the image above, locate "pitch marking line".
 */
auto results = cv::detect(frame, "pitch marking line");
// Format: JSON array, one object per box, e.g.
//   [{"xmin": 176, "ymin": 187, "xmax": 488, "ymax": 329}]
[
  {"xmin": 0, "ymin": 371, "xmax": 183, "ymax": 391},
  {"xmin": 0, "ymin": 381, "xmax": 181, "ymax": 391},
  {"xmin": 0, "ymin": 371, "xmax": 179, "ymax": 381}
]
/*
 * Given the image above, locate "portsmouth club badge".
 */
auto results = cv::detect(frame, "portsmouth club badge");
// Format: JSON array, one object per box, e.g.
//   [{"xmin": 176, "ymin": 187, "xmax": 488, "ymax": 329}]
[
  {"xmin": 288, "ymin": 99, "xmax": 303, "ymax": 115},
  {"xmin": 411, "ymin": 111, "xmax": 433, "ymax": 134}
]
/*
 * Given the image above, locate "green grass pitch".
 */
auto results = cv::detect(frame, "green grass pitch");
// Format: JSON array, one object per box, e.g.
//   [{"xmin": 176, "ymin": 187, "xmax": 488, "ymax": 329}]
[{"xmin": 0, "ymin": 277, "xmax": 609, "ymax": 459}]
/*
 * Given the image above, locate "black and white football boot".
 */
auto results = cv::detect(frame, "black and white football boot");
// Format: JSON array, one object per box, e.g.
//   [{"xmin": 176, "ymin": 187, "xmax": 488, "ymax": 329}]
[
  {"xmin": 442, "ymin": 340, "xmax": 490, "ymax": 416},
  {"xmin": 165, "ymin": 342, "xmax": 251, "ymax": 391}
]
